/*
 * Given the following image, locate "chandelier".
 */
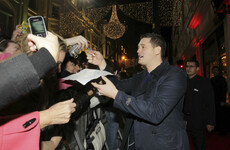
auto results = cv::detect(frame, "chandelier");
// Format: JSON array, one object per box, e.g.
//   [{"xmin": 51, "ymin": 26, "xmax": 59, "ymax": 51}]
[{"xmin": 103, "ymin": 5, "xmax": 126, "ymax": 39}]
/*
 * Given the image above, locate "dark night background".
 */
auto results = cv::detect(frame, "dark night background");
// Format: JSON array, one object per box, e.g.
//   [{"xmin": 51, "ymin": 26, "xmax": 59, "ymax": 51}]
[{"xmin": 85, "ymin": 0, "xmax": 172, "ymax": 59}]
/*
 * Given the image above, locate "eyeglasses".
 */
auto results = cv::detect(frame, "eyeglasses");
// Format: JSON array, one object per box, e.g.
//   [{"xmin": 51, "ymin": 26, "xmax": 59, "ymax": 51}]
[{"xmin": 186, "ymin": 65, "xmax": 196, "ymax": 68}]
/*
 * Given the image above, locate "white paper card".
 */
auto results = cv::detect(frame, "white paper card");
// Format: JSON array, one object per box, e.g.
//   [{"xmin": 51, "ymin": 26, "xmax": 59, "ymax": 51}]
[{"xmin": 63, "ymin": 68, "xmax": 113, "ymax": 85}]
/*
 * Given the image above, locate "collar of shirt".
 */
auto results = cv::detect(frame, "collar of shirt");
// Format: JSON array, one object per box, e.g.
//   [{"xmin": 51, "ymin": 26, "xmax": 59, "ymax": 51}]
[
  {"xmin": 188, "ymin": 74, "xmax": 199, "ymax": 81},
  {"xmin": 149, "ymin": 60, "xmax": 169, "ymax": 78}
]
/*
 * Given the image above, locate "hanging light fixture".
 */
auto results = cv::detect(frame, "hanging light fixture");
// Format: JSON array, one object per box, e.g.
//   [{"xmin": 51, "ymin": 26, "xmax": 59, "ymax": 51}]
[{"xmin": 103, "ymin": 5, "xmax": 125, "ymax": 39}]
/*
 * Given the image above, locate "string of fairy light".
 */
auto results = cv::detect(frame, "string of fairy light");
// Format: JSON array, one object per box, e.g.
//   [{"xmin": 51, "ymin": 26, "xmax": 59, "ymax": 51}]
[
  {"xmin": 84, "ymin": 6, "xmax": 111, "ymax": 24},
  {"xmin": 103, "ymin": 5, "xmax": 125, "ymax": 39},
  {"xmin": 60, "ymin": 11, "xmax": 85, "ymax": 37},
  {"xmin": 173, "ymin": 0, "xmax": 182, "ymax": 27},
  {"xmin": 118, "ymin": 2, "xmax": 153, "ymax": 24},
  {"xmin": 59, "ymin": 0, "xmax": 183, "ymax": 39}
]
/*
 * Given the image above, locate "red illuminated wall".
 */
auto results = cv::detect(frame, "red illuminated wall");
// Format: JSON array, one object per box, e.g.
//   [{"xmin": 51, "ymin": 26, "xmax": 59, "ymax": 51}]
[{"xmin": 189, "ymin": 12, "xmax": 202, "ymax": 29}]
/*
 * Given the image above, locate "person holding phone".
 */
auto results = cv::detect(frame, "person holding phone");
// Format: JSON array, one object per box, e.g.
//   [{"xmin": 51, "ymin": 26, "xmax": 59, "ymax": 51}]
[
  {"xmin": 0, "ymin": 31, "xmax": 78, "ymax": 150},
  {"xmin": 0, "ymin": 28, "xmax": 89, "ymax": 107},
  {"xmin": 0, "ymin": 25, "xmax": 90, "ymax": 149},
  {"xmin": 0, "ymin": 31, "xmax": 59, "ymax": 110}
]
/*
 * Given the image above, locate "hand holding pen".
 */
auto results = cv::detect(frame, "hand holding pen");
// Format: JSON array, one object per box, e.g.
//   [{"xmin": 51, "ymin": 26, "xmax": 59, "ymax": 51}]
[
  {"xmin": 87, "ymin": 47, "xmax": 95, "ymax": 56},
  {"xmin": 86, "ymin": 49, "xmax": 107, "ymax": 70}
]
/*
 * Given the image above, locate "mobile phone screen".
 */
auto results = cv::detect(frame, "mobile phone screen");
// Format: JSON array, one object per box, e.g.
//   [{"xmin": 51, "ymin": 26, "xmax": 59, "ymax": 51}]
[{"xmin": 28, "ymin": 16, "xmax": 47, "ymax": 37}]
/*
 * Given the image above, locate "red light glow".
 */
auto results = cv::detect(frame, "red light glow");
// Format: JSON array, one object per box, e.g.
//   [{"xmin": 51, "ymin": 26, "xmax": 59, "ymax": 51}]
[
  {"xmin": 198, "ymin": 36, "xmax": 205, "ymax": 44},
  {"xmin": 216, "ymin": 10, "xmax": 224, "ymax": 13},
  {"xmin": 182, "ymin": 54, "xmax": 185, "ymax": 61},
  {"xmin": 189, "ymin": 12, "xmax": 202, "ymax": 29},
  {"xmin": 223, "ymin": 0, "xmax": 230, "ymax": 6},
  {"xmin": 192, "ymin": 36, "xmax": 204, "ymax": 48}
]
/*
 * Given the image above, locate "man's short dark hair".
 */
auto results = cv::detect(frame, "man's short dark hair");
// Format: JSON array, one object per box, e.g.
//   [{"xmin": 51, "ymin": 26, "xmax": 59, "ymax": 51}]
[
  {"xmin": 140, "ymin": 32, "xmax": 166, "ymax": 59},
  {"xmin": 186, "ymin": 60, "xmax": 199, "ymax": 67}
]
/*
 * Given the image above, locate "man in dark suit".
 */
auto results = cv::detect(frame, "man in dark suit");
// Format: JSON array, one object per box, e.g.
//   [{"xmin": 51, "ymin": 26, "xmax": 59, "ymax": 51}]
[
  {"xmin": 184, "ymin": 60, "xmax": 216, "ymax": 150},
  {"xmin": 211, "ymin": 66, "xmax": 227, "ymax": 135},
  {"xmin": 86, "ymin": 32, "xmax": 190, "ymax": 150}
]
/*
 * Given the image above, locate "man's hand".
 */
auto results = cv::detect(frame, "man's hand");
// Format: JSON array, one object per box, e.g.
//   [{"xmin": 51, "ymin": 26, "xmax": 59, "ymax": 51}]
[
  {"xmin": 65, "ymin": 35, "xmax": 88, "ymax": 49},
  {"xmin": 86, "ymin": 50, "xmax": 106, "ymax": 70},
  {"xmin": 91, "ymin": 76, "xmax": 118, "ymax": 99},
  {"xmin": 206, "ymin": 124, "xmax": 214, "ymax": 132},
  {"xmin": 50, "ymin": 136, "xmax": 62, "ymax": 149},
  {"xmin": 11, "ymin": 25, "xmax": 23, "ymax": 41},
  {"xmin": 27, "ymin": 31, "xmax": 59, "ymax": 62},
  {"xmin": 39, "ymin": 98, "xmax": 76, "ymax": 128},
  {"xmin": 41, "ymin": 136, "xmax": 62, "ymax": 150}
]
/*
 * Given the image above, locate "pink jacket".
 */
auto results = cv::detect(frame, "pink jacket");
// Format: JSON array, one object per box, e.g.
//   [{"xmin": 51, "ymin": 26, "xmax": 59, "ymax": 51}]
[{"xmin": 0, "ymin": 111, "xmax": 40, "ymax": 150}]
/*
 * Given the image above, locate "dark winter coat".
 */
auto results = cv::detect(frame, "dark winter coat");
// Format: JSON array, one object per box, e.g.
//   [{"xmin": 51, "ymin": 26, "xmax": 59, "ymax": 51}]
[
  {"xmin": 110, "ymin": 61, "xmax": 190, "ymax": 150},
  {"xmin": 184, "ymin": 75, "xmax": 216, "ymax": 130},
  {"xmin": 0, "ymin": 48, "xmax": 56, "ymax": 110}
]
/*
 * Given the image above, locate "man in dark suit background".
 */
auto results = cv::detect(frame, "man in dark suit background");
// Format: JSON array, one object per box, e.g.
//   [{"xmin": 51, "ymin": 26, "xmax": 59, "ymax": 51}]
[
  {"xmin": 211, "ymin": 66, "xmax": 227, "ymax": 135},
  {"xmin": 184, "ymin": 60, "xmax": 216, "ymax": 150}
]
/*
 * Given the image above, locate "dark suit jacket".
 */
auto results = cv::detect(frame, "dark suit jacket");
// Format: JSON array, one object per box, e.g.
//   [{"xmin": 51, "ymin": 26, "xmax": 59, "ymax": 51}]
[
  {"xmin": 183, "ymin": 75, "xmax": 216, "ymax": 130},
  {"xmin": 111, "ymin": 61, "xmax": 190, "ymax": 150},
  {"xmin": 211, "ymin": 75, "xmax": 227, "ymax": 105}
]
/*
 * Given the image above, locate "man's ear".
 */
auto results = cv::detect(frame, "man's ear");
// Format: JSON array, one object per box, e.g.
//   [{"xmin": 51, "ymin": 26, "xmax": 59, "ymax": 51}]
[
  {"xmin": 154, "ymin": 46, "xmax": 161, "ymax": 56},
  {"xmin": 196, "ymin": 67, "xmax": 200, "ymax": 72}
]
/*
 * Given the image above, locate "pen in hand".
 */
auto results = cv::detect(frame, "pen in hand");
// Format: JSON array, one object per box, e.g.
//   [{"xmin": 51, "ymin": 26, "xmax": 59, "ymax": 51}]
[{"xmin": 87, "ymin": 47, "xmax": 95, "ymax": 56}]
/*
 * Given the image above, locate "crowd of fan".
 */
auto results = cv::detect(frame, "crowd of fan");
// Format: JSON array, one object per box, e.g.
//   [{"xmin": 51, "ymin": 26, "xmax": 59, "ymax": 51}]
[{"xmin": 0, "ymin": 25, "xmax": 125, "ymax": 150}]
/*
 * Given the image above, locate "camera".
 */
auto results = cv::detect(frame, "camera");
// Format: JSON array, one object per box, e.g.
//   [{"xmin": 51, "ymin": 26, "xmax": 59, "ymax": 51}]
[{"xmin": 69, "ymin": 44, "xmax": 81, "ymax": 58}]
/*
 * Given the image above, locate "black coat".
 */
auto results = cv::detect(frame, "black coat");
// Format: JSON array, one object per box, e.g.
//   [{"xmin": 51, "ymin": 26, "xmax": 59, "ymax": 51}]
[
  {"xmin": 183, "ymin": 75, "xmax": 216, "ymax": 130},
  {"xmin": 0, "ymin": 48, "xmax": 56, "ymax": 110},
  {"xmin": 56, "ymin": 80, "xmax": 91, "ymax": 119},
  {"xmin": 211, "ymin": 75, "xmax": 227, "ymax": 105},
  {"xmin": 111, "ymin": 61, "xmax": 190, "ymax": 150}
]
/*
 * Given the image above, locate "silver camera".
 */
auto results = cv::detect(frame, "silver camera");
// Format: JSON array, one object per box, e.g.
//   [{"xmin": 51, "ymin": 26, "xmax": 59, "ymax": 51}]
[{"xmin": 69, "ymin": 44, "xmax": 81, "ymax": 58}]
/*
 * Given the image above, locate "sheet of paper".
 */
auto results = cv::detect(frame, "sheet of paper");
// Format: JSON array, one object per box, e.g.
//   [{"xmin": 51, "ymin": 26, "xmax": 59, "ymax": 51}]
[{"xmin": 63, "ymin": 69, "xmax": 113, "ymax": 85}]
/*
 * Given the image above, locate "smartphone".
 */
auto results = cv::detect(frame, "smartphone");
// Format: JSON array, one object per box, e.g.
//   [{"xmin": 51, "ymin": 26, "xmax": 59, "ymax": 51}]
[{"xmin": 28, "ymin": 16, "xmax": 47, "ymax": 37}]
